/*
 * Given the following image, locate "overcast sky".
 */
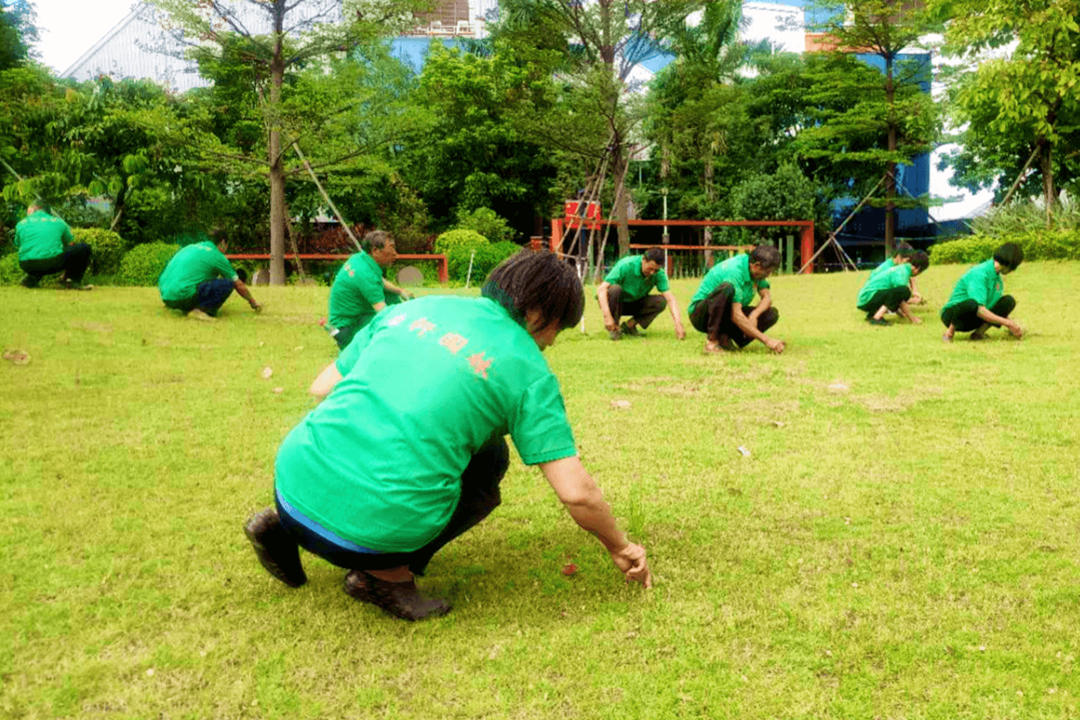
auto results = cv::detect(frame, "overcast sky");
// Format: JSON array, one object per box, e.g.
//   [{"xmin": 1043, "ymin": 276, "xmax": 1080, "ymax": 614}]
[{"xmin": 31, "ymin": 0, "xmax": 139, "ymax": 74}]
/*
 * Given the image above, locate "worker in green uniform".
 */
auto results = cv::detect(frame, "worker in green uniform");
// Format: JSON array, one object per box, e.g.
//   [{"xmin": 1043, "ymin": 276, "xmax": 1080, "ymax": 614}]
[
  {"xmin": 941, "ymin": 243, "xmax": 1023, "ymax": 342},
  {"xmin": 327, "ymin": 230, "xmax": 412, "ymax": 350},
  {"xmin": 157, "ymin": 235, "xmax": 261, "ymax": 319},
  {"xmin": 244, "ymin": 251, "xmax": 652, "ymax": 621},
  {"xmin": 857, "ymin": 250, "xmax": 929, "ymax": 325},
  {"xmin": 688, "ymin": 244, "xmax": 784, "ymax": 354},
  {"xmin": 13, "ymin": 201, "xmax": 92, "ymax": 289},
  {"xmin": 597, "ymin": 247, "xmax": 685, "ymax": 340},
  {"xmin": 870, "ymin": 242, "xmax": 924, "ymax": 304}
]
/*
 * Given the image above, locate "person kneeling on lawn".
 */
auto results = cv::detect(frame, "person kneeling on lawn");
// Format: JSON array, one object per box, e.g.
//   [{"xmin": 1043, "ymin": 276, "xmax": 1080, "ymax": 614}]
[
  {"xmin": 13, "ymin": 201, "xmax": 92, "ymax": 290},
  {"xmin": 157, "ymin": 234, "xmax": 260, "ymax": 319},
  {"xmin": 326, "ymin": 229, "xmax": 412, "ymax": 350},
  {"xmin": 243, "ymin": 250, "xmax": 652, "ymax": 621},
  {"xmin": 688, "ymin": 244, "xmax": 784, "ymax": 354},
  {"xmin": 940, "ymin": 242, "xmax": 1024, "ymax": 342},
  {"xmin": 596, "ymin": 247, "xmax": 685, "ymax": 341},
  {"xmin": 857, "ymin": 250, "xmax": 929, "ymax": 325}
]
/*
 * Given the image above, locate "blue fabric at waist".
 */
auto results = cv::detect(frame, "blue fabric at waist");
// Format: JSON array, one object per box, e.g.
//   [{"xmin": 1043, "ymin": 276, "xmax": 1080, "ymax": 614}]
[{"xmin": 275, "ymin": 488, "xmax": 382, "ymax": 554}]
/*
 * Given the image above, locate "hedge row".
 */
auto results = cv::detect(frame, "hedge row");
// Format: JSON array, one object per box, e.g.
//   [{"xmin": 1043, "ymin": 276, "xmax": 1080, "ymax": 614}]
[{"xmin": 930, "ymin": 229, "xmax": 1080, "ymax": 264}]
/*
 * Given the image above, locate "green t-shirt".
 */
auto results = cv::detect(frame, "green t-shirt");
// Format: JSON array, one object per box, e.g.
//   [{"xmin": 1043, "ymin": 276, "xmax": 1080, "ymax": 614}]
[
  {"xmin": 328, "ymin": 251, "xmax": 386, "ymax": 330},
  {"xmin": 602, "ymin": 255, "xmax": 670, "ymax": 302},
  {"xmin": 157, "ymin": 242, "xmax": 238, "ymax": 302},
  {"xmin": 869, "ymin": 258, "xmax": 896, "ymax": 277},
  {"xmin": 13, "ymin": 211, "xmax": 74, "ymax": 262},
  {"xmin": 857, "ymin": 263, "xmax": 913, "ymax": 307},
  {"xmin": 275, "ymin": 295, "xmax": 578, "ymax": 553},
  {"xmin": 688, "ymin": 253, "xmax": 771, "ymax": 315},
  {"xmin": 941, "ymin": 258, "xmax": 1003, "ymax": 313}
]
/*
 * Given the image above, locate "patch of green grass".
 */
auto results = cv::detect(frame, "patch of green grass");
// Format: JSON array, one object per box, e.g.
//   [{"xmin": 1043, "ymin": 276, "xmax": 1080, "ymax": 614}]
[{"xmin": 1, "ymin": 263, "xmax": 1078, "ymax": 718}]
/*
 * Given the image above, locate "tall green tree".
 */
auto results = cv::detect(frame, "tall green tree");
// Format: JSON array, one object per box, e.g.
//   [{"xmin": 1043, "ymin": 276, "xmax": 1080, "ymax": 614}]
[
  {"xmin": 397, "ymin": 42, "xmax": 559, "ymax": 238},
  {"xmin": 644, "ymin": 1, "xmax": 749, "ymax": 220},
  {"xmin": 807, "ymin": 0, "xmax": 941, "ymax": 253},
  {"xmin": 148, "ymin": 0, "xmax": 431, "ymax": 284},
  {"xmin": 934, "ymin": 0, "xmax": 1080, "ymax": 225},
  {"xmin": 493, "ymin": 0, "xmax": 701, "ymax": 255},
  {"xmin": 0, "ymin": 0, "xmax": 36, "ymax": 70}
]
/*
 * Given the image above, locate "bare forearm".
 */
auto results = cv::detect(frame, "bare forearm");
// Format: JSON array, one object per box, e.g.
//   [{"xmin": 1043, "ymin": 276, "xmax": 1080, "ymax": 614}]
[
  {"xmin": 732, "ymin": 305, "xmax": 769, "ymax": 344},
  {"xmin": 597, "ymin": 284, "xmax": 614, "ymax": 323},
  {"xmin": 562, "ymin": 489, "xmax": 627, "ymax": 552},
  {"xmin": 234, "ymin": 280, "xmax": 258, "ymax": 307},
  {"xmin": 977, "ymin": 305, "xmax": 1011, "ymax": 327}
]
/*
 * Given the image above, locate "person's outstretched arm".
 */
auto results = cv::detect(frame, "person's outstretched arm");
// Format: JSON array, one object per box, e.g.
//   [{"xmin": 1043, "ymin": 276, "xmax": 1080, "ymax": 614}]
[
  {"xmin": 539, "ymin": 456, "xmax": 651, "ymax": 587},
  {"xmin": 661, "ymin": 290, "xmax": 685, "ymax": 340},
  {"xmin": 731, "ymin": 300, "xmax": 784, "ymax": 353},
  {"xmin": 232, "ymin": 279, "xmax": 261, "ymax": 312}
]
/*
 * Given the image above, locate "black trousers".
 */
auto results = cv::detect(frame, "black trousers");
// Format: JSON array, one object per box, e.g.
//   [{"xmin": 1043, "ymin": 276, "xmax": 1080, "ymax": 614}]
[
  {"xmin": 858, "ymin": 285, "xmax": 911, "ymax": 314},
  {"xmin": 602, "ymin": 284, "xmax": 667, "ymax": 328},
  {"xmin": 277, "ymin": 438, "xmax": 509, "ymax": 576},
  {"xmin": 689, "ymin": 282, "xmax": 779, "ymax": 347},
  {"xmin": 940, "ymin": 296, "xmax": 1016, "ymax": 332},
  {"xmin": 19, "ymin": 243, "xmax": 92, "ymax": 285}
]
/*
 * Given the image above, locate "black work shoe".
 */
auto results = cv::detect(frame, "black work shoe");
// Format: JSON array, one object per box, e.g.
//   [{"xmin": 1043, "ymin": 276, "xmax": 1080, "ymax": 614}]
[
  {"xmin": 20, "ymin": 275, "xmax": 39, "ymax": 288},
  {"xmin": 608, "ymin": 328, "xmax": 621, "ymax": 341},
  {"xmin": 620, "ymin": 321, "xmax": 642, "ymax": 337},
  {"xmin": 343, "ymin": 570, "xmax": 451, "ymax": 621},
  {"xmin": 867, "ymin": 317, "xmax": 890, "ymax": 326},
  {"xmin": 243, "ymin": 508, "xmax": 307, "ymax": 587}
]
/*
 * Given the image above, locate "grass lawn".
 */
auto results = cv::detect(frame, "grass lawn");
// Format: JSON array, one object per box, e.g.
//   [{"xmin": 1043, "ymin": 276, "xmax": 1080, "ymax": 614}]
[{"xmin": 1, "ymin": 261, "xmax": 1078, "ymax": 719}]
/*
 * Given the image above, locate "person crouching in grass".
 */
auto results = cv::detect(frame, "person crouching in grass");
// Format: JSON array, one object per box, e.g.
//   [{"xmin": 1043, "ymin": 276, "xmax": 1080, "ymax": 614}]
[
  {"xmin": 157, "ymin": 234, "xmax": 261, "ymax": 320},
  {"xmin": 856, "ymin": 250, "xmax": 929, "ymax": 325},
  {"xmin": 688, "ymin": 244, "xmax": 785, "ymax": 354},
  {"xmin": 243, "ymin": 250, "xmax": 652, "ymax": 621},
  {"xmin": 940, "ymin": 242, "xmax": 1024, "ymax": 343}
]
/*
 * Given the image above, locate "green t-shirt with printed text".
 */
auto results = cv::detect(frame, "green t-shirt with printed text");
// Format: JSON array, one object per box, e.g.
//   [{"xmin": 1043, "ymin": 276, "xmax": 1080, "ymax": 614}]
[
  {"xmin": 275, "ymin": 295, "xmax": 578, "ymax": 553},
  {"xmin": 941, "ymin": 259, "xmax": 1004, "ymax": 313},
  {"xmin": 857, "ymin": 262, "xmax": 913, "ymax": 307},
  {"xmin": 328, "ymin": 251, "xmax": 387, "ymax": 331},
  {"xmin": 157, "ymin": 242, "xmax": 238, "ymax": 302},
  {"xmin": 602, "ymin": 254, "xmax": 669, "ymax": 302},
  {"xmin": 13, "ymin": 211, "xmax": 74, "ymax": 262},
  {"xmin": 688, "ymin": 253, "xmax": 770, "ymax": 316}
]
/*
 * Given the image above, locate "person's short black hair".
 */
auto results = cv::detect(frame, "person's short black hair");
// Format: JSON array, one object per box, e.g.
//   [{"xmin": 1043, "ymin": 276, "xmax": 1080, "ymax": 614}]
[
  {"xmin": 482, "ymin": 250, "xmax": 584, "ymax": 330},
  {"xmin": 993, "ymin": 242, "xmax": 1023, "ymax": 270},
  {"xmin": 643, "ymin": 248, "xmax": 664, "ymax": 264},
  {"xmin": 749, "ymin": 244, "xmax": 781, "ymax": 271},
  {"xmin": 895, "ymin": 242, "xmax": 915, "ymax": 257},
  {"xmin": 29, "ymin": 199, "xmax": 51, "ymax": 214},
  {"xmin": 909, "ymin": 250, "xmax": 929, "ymax": 272},
  {"xmin": 363, "ymin": 230, "xmax": 393, "ymax": 252}
]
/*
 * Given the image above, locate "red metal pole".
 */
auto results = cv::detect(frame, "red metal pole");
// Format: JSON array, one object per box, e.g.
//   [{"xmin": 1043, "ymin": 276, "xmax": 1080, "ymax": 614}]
[
  {"xmin": 550, "ymin": 218, "xmax": 562, "ymax": 252},
  {"xmin": 800, "ymin": 224, "xmax": 815, "ymax": 275}
]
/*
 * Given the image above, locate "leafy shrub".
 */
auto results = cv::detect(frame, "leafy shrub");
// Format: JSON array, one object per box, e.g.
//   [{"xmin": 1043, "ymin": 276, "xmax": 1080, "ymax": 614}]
[
  {"xmin": 447, "ymin": 241, "xmax": 521, "ymax": 284},
  {"xmin": 73, "ymin": 227, "xmax": 128, "ymax": 275},
  {"xmin": 0, "ymin": 253, "xmax": 22, "ymax": 285},
  {"xmin": 433, "ymin": 228, "xmax": 488, "ymax": 255},
  {"xmin": 930, "ymin": 229, "xmax": 1080, "ymax": 264},
  {"xmin": 454, "ymin": 207, "xmax": 515, "ymax": 244},
  {"xmin": 116, "ymin": 243, "xmax": 179, "ymax": 286},
  {"xmin": 971, "ymin": 196, "xmax": 1080, "ymax": 238}
]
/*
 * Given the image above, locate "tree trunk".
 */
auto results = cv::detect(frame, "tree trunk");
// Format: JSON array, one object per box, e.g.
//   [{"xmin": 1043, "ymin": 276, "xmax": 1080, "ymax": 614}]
[
  {"xmin": 884, "ymin": 55, "xmax": 897, "ymax": 257},
  {"xmin": 1040, "ymin": 140, "xmax": 1055, "ymax": 228},
  {"xmin": 267, "ymin": 11, "xmax": 287, "ymax": 285},
  {"xmin": 612, "ymin": 141, "xmax": 630, "ymax": 257}
]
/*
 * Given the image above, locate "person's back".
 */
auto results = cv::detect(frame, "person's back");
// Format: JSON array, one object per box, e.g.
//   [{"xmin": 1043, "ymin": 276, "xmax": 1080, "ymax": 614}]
[
  {"xmin": 327, "ymin": 251, "xmax": 384, "ymax": 332},
  {"xmin": 276, "ymin": 294, "xmax": 571, "ymax": 552},
  {"xmin": 158, "ymin": 241, "xmax": 236, "ymax": 303},
  {"xmin": 14, "ymin": 209, "xmax": 71, "ymax": 262}
]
